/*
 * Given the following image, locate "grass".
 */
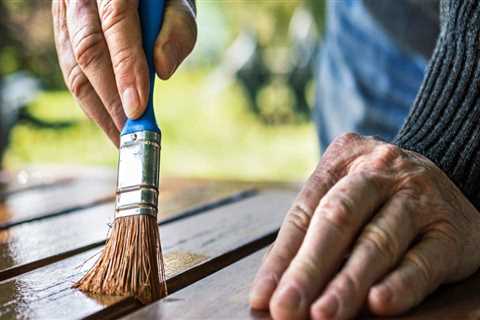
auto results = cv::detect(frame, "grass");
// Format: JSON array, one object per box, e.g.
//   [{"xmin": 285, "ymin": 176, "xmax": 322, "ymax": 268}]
[{"xmin": 4, "ymin": 69, "xmax": 319, "ymax": 182}]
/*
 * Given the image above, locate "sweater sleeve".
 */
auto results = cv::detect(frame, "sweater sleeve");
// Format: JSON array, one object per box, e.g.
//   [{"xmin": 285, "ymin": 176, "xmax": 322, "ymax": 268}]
[{"xmin": 393, "ymin": 0, "xmax": 480, "ymax": 209}]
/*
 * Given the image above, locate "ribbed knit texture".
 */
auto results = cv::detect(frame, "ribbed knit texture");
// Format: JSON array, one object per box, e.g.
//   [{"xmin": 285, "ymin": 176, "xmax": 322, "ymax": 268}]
[{"xmin": 394, "ymin": 0, "xmax": 480, "ymax": 209}]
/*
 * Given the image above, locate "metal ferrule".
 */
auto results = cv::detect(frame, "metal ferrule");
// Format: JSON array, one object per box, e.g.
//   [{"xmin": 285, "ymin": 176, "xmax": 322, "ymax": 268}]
[{"xmin": 115, "ymin": 131, "xmax": 161, "ymax": 219}]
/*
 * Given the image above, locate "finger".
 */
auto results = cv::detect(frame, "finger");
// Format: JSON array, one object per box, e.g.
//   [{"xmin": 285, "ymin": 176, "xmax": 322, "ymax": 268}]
[
  {"xmin": 270, "ymin": 172, "xmax": 392, "ymax": 320},
  {"xmin": 53, "ymin": 0, "xmax": 120, "ymax": 146},
  {"xmin": 250, "ymin": 134, "xmax": 371, "ymax": 312},
  {"xmin": 249, "ymin": 166, "xmax": 338, "ymax": 310},
  {"xmin": 65, "ymin": 0, "xmax": 126, "ymax": 130},
  {"xmin": 368, "ymin": 234, "xmax": 453, "ymax": 316},
  {"xmin": 310, "ymin": 195, "xmax": 417, "ymax": 320},
  {"xmin": 154, "ymin": 0, "xmax": 197, "ymax": 79},
  {"xmin": 97, "ymin": 0, "xmax": 149, "ymax": 119}
]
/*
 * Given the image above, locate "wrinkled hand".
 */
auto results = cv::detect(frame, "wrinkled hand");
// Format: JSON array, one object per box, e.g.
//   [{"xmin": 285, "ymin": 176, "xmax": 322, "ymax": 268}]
[
  {"xmin": 52, "ymin": 0, "xmax": 197, "ymax": 146},
  {"xmin": 250, "ymin": 133, "xmax": 480, "ymax": 320}
]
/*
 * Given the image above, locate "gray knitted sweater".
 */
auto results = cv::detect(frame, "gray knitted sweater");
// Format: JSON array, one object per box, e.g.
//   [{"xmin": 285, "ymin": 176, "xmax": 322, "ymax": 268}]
[{"xmin": 389, "ymin": 0, "xmax": 480, "ymax": 209}]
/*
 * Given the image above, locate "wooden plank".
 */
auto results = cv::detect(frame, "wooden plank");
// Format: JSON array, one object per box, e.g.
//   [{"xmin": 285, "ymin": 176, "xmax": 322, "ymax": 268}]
[
  {"xmin": 0, "ymin": 167, "xmax": 73, "ymax": 198},
  {"xmin": 0, "ymin": 175, "xmax": 114, "ymax": 229},
  {"xmin": 0, "ymin": 190, "xmax": 296, "ymax": 320},
  {"xmin": 125, "ymin": 249, "xmax": 480, "ymax": 320},
  {"xmin": 0, "ymin": 167, "xmax": 117, "ymax": 228},
  {"xmin": 123, "ymin": 248, "xmax": 270, "ymax": 320},
  {"xmin": 0, "ymin": 179, "xmax": 255, "ymax": 280},
  {"xmin": 0, "ymin": 166, "xmax": 115, "ymax": 198}
]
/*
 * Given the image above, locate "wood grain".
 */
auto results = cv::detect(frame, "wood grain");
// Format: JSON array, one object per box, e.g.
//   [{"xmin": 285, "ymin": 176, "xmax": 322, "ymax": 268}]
[
  {"xmin": 0, "ymin": 176, "xmax": 114, "ymax": 229},
  {"xmin": 123, "ymin": 248, "xmax": 270, "ymax": 320},
  {"xmin": 0, "ymin": 179, "xmax": 254, "ymax": 280},
  {"xmin": 0, "ymin": 190, "xmax": 296, "ymax": 320},
  {"xmin": 125, "ymin": 244, "xmax": 480, "ymax": 320},
  {"xmin": 0, "ymin": 167, "xmax": 117, "ymax": 228},
  {"xmin": 0, "ymin": 167, "xmax": 74, "ymax": 198}
]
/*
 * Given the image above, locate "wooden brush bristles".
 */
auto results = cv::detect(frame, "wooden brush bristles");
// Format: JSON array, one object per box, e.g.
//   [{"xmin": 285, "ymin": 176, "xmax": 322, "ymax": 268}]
[{"xmin": 74, "ymin": 215, "xmax": 167, "ymax": 304}]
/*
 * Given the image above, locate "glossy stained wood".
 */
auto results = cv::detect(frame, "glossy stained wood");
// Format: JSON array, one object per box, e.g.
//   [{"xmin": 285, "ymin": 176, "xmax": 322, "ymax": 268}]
[
  {"xmin": 0, "ymin": 190, "xmax": 296, "ymax": 320},
  {"xmin": 125, "ymin": 249, "xmax": 480, "ymax": 320},
  {"xmin": 0, "ymin": 167, "xmax": 74, "ymax": 197},
  {"xmin": 0, "ymin": 176, "xmax": 114, "ymax": 228},
  {"xmin": 0, "ymin": 167, "xmax": 117, "ymax": 228},
  {"xmin": 6, "ymin": 167, "xmax": 477, "ymax": 320},
  {"xmin": 123, "ymin": 248, "xmax": 270, "ymax": 320},
  {"xmin": 0, "ymin": 178, "xmax": 255, "ymax": 280}
]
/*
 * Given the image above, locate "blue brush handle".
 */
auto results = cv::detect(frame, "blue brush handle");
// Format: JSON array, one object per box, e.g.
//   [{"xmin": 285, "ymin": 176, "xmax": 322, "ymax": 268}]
[{"xmin": 121, "ymin": 0, "xmax": 165, "ymax": 135}]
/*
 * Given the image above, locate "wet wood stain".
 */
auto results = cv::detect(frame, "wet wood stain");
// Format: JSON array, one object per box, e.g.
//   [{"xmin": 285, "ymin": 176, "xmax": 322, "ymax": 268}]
[{"xmin": 164, "ymin": 251, "xmax": 209, "ymax": 278}]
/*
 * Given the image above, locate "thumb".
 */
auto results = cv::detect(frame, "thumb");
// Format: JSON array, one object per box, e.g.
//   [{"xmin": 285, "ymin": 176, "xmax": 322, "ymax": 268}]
[{"xmin": 154, "ymin": 0, "xmax": 197, "ymax": 80}]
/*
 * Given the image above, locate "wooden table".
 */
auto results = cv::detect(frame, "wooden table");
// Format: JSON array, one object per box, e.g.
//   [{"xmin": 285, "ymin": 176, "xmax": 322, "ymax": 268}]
[{"xmin": 0, "ymin": 166, "xmax": 479, "ymax": 320}]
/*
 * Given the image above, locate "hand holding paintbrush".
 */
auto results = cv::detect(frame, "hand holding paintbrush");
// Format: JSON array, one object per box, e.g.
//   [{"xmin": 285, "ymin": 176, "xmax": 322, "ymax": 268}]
[
  {"xmin": 74, "ymin": 0, "xmax": 167, "ymax": 303},
  {"xmin": 52, "ymin": 0, "xmax": 196, "ymax": 146},
  {"xmin": 51, "ymin": 0, "xmax": 196, "ymax": 303}
]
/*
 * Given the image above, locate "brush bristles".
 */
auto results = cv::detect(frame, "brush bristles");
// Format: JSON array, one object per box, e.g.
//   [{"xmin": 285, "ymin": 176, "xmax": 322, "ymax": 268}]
[{"xmin": 74, "ymin": 215, "xmax": 167, "ymax": 304}]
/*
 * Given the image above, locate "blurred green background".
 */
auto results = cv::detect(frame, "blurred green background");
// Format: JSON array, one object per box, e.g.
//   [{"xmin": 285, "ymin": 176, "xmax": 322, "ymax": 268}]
[{"xmin": 1, "ymin": 0, "xmax": 325, "ymax": 182}]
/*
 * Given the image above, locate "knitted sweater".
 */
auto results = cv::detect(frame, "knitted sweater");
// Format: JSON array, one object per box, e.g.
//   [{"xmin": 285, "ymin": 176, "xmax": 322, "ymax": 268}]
[{"xmin": 393, "ymin": 0, "xmax": 480, "ymax": 209}]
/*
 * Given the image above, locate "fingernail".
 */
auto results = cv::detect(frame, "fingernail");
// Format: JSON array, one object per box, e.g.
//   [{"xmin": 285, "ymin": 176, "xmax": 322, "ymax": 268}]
[
  {"xmin": 250, "ymin": 276, "xmax": 277, "ymax": 308},
  {"xmin": 275, "ymin": 285, "xmax": 302, "ymax": 310},
  {"xmin": 313, "ymin": 294, "xmax": 338, "ymax": 319},
  {"xmin": 162, "ymin": 42, "xmax": 178, "ymax": 78},
  {"xmin": 122, "ymin": 87, "xmax": 140, "ymax": 118}
]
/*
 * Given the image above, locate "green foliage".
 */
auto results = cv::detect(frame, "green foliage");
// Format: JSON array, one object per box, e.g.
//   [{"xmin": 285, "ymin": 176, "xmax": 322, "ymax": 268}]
[
  {"xmin": 3, "ymin": 0, "xmax": 325, "ymax": 180},
  {"xmin": 0, "ymin": 47, "xmax": 20, "ymax": 74},
  {"xmin": 5, "ymin": 70, "xmax": 318, "ymax": 181}
]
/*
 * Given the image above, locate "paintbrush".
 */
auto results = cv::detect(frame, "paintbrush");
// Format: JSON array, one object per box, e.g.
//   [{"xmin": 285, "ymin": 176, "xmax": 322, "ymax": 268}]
[{"xmin": 74, "ymin": 0, "xmax": 167, "ymax": 303}]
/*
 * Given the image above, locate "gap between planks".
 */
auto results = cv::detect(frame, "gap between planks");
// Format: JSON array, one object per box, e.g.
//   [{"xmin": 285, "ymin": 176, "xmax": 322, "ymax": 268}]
[
  {"xmin": 121, "ymin": 248, "xmax": 271, "ymax": 320},
  {"xmin": 0, "ymin": 190, "xmax": 295, "ymax": 320},
  {"xmin": 0, "ymin": 169, "xmax": 74, "ymax": 199},
  {"xmin": 0, "ymin": 189, "xmax": 256, "ymax": 282},
  {"xmin": 84, "ymin": 232, "xmax": 277, "ymax": 320},
  {"xmin": 0, "ymin": 175, "xmax": 115, "ymax": 229}
]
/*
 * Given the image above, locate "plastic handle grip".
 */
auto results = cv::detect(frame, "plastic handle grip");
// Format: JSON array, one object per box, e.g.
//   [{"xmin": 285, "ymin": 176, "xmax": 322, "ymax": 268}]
[{"xmin": 121, "ymin": 0, "xmax": 165, "ymax": 135}]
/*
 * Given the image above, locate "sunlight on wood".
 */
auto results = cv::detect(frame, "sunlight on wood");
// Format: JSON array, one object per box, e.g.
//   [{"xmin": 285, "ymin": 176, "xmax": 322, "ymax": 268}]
[{"xmin": 164, "ymin": 251, "xmax": 209, "ymax": 278}]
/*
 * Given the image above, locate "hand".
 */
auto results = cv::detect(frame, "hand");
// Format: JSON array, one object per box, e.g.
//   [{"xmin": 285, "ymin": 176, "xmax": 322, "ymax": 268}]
[
  {"xmin": 249, "ymin": 133, "xmax": 480, "ymax": 320},
  {"xmin": 52, "ymin": 0, "xmax": 197, "ymax": 146}
]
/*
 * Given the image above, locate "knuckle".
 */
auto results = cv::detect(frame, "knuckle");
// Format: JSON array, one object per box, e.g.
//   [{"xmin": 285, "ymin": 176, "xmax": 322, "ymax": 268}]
[
  {"xmin": 395, "ymin": 173, "xmax": 430, "ymax": 195},
  {"xmin": 72, "ymin": 26, "xmax": 104, "ymax": 69},
  {"xmin": 332, "ymin": 132, "xmax": 362, "ymax": 148},
  {"xmin": 268, "ymin": 239, "xmax": 297, "ymax": 267},
  {"xmin": 290, "ymin": 255, "xmax": 319, "ymax": 280},
  {"xmin": 99, "ymin": 0, "xmax": 128, "ymax": 30},
  {"xmin": 310, "ymin": 167, "xmax": 339, "ymax": 191},
  {"xmin": 371, "ymin": 144, "xmax": 401, "ymax": 169},
  {"xmin": 377, "ymin": 144, "xmax": 401, "ymax": 160},
  {"xmin": 271, "ymin": 245, "xmax": 296, "ymax": 267},
  {"xmin": 361, "ymin": 225, "xmax": 398, "ymax": 265},
  {"xmin": 320, "ymin": 194, "xmax": 355, "ymax": 230},
  {"xmin": 67, "ymin": 65, "xmax": 90, "ymax": 98},
  {"xmin": 111, "ymin": 46, "xmax": 136, "ymax": 75},
  {"xmin": 286, "ymin": 203, "xmax": 312, "ymax": 234},
  {"xmin": 406, "ymin": 252, "xmax": 435, "ymax": 285}
]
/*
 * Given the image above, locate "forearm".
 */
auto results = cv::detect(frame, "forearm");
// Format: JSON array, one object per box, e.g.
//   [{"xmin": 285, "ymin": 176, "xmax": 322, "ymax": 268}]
[{"xmin": 394, "ymin": 1, "xmax": 480, "ymax": 208}]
